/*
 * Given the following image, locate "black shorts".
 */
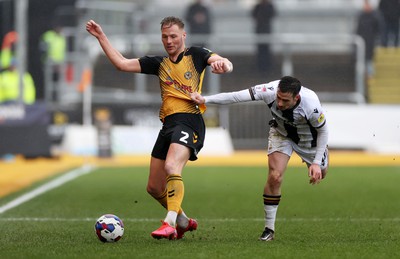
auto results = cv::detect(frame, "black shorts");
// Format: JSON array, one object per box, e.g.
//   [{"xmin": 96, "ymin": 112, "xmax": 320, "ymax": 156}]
[{"xmin": 151, "ymin": 113, "xmax": 206, "ymax": 161}]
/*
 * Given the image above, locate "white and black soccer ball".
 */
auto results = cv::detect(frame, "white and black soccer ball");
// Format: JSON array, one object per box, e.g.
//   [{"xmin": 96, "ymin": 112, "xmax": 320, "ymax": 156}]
[{"xmin": 94, "ymin": 214, "xmax": 124, "ymax": 242}]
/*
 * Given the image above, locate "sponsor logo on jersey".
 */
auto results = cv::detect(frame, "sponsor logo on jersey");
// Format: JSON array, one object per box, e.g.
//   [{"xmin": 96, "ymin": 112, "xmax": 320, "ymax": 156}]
[
  {"xmin": 165, "ymin": 77, "xmax": 193, "ymax": 93},
  {"xmin": 254, "ymin": 85, "xmax": 268, "ymax": 92}
]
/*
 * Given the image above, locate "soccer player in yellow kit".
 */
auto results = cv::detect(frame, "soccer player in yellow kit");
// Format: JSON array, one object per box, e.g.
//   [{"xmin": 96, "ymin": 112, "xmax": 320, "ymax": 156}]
[{"xmin": 86, "ymin": 16, "xmax": 233, "ymax": 240}]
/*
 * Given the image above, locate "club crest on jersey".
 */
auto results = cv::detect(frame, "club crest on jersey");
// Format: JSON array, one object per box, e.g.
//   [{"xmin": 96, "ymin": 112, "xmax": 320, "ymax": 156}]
[{"xmin": 184, "ymin": 71, "xmax": 192, "ymax": 80}]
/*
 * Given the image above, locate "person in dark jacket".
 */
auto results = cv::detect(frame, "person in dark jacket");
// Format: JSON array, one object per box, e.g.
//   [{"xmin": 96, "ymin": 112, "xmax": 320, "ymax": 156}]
[
  {"xmin": 378, "ymin": 0, "xmax": 400, "ymax": 47},
  {"xmin": 184, "ymin": 0, "xmax": 212, "ymax": 47},
  {"xmin": 251, "ymin": 0, "xmax": 276, "ymax": 74},
  {"xmin": 356, "ymin": 0, "xmax": 382, "ymax": 77}
]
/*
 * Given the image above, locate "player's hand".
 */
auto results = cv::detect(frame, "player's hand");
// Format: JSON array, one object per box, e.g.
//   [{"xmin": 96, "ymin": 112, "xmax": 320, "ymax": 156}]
[
  {"xmin": 308, "ymin": 163, "xmax": 322, "ymax": 185},
  {"xmin": 86, "ymin": 20, "xmax": 104, "ymax": 38},
  {"xmin": 210, "ymin": 59, "xmax": 233, "ymax": 74},
  {"xmin": 190, "ymin": 92, "xmax": 206, "ymax": 104}
]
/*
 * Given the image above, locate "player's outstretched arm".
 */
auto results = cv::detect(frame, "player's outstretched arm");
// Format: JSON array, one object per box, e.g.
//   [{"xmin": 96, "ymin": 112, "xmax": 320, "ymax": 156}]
[
  {"xmin": 191, "ymin": 89, "xmax": 252, "ymax": 105},
  {"xmin": 86, "ymin": 20, "xmax": 140, "ymax": 73},
  {"xmin": 86, "ymin": 19, "xmax": 104, "ymax": 39}
]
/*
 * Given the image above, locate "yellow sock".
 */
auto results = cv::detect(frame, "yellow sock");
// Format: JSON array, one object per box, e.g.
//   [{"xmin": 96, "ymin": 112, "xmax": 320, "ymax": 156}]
[
  {"xmin": 155, "ymin": 188, "xmax": 183, "ymax": 214},
  {"xmin": 166, "ymin": 174, "xmax": 184, "ymax": 213}
]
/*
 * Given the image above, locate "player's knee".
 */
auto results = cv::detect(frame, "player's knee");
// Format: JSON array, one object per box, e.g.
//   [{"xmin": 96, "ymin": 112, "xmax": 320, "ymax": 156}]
[
  {"xmin": 268, "ymin": 171, "xmax": 283, "ymax": 186},
  {"xmin": 164, "ymin": 160, "xmax": 182, "ymax": 175}
]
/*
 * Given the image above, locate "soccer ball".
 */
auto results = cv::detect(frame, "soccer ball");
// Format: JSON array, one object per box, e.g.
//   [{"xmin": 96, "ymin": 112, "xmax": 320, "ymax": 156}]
[{"xmin": 94, "ymin": 214, "xmax": 124, "ymax": 242}]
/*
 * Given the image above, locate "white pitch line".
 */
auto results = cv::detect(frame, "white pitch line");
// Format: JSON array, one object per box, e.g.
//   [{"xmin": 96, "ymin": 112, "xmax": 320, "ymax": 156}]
[
  {"xmin": 0, "ymin": 164, "xmax": 95, "ymax": 214},
  {"xmin": 0, "ymin": 217, "xmax": 399, "ymax": 222}
]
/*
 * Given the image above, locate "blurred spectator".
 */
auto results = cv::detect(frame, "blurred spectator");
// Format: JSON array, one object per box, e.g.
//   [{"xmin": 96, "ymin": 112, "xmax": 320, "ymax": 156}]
[
  {"xmin": 40, "ymin": 22, "xmax": 66, "ymax": 100},
  {"xmin": 378, "ymin": 0, "xmax": 400, "ymax": 47},
  {"xmin": 0, "ymin": 59, "xmax": 36, "ymax": 104},
  {"xmin": 0, "ymin": 31, "xmax": 35, "ymax": 104},
  {"xmin": 184, "ymin": 0, "xmax": 212, "ymax": 47},
  {"xmin": 356, "ymin": 0, "xmax": 382, "ymax": 77},
  {"xmin": 1, "ymin": 31, "xmax": 17, "ymax": 70},
  {"xmin": 251, "ymin": 0, "xmax": 276, "ymax": 74}
]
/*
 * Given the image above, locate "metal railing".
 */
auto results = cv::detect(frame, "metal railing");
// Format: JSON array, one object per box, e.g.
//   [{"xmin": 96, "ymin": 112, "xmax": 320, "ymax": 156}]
[
  {"xmin": 78, "ymin": 32, "xmax": 366, "ymax": 102},
  {"xmin": 43, "ymin": 32, "xmax": 366, "ymax": 148},
  {"xmin": 45, "ymin": 33, "xmax": 366, "ymax": 103}
]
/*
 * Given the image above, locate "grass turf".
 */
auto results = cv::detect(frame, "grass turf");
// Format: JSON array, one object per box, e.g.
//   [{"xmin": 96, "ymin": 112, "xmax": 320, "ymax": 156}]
[{"xmin": 0, "ymin": 165, "xmax": 399, "ymax": 258}]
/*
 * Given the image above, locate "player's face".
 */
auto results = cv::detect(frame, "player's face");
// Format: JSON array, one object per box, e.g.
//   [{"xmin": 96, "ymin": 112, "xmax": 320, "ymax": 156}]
[
  {"xmin": 276, "ymin": 90, "xmax": 299, "ymax": 111},
  {"xmin": 161, "ymin": 24, "xmax": 186, "ymax": 60}
]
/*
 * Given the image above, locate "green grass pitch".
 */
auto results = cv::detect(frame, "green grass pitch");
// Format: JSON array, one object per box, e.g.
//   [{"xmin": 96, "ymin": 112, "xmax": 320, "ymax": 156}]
[{"xmin": 0, "ymin": 165, "xmax": 399, "ymax": 258}]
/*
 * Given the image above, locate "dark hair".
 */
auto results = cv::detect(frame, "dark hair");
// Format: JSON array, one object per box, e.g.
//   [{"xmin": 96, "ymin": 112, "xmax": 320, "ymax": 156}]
[
  {"xmin": 160, "ymin": 16, "xmax": 185, "ymax": 30},
  {"xmin": 278, "ymin": 76, "xmax": 302, "ymax": 97}
]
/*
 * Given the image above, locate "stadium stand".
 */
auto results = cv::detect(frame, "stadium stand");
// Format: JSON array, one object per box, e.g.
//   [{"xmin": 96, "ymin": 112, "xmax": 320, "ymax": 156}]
[{"xmin": 368, "ymin": 47, "xmax": 400, "ymax": 104}]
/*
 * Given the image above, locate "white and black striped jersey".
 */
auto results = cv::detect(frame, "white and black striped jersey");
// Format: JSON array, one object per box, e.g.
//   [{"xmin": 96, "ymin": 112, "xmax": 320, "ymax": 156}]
[
  {"xmin": 250, "ymin": 80, "xmax": 326, "ymax": 148},
  {"xmin": 204, "ymin": 79, "xmax": 328, "ymax": 152}
]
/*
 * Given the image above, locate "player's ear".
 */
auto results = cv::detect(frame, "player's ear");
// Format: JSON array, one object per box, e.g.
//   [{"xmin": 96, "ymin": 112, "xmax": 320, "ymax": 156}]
[{"xmin": 182, "ymin": 31, "xmax": 187, "ymax": 40}]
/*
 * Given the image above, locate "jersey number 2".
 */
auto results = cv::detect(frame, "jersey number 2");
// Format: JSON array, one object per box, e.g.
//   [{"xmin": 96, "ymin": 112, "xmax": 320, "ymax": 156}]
[{"xmin": 180, "ymin": 131, "xmax": 189, "ymax": 144}]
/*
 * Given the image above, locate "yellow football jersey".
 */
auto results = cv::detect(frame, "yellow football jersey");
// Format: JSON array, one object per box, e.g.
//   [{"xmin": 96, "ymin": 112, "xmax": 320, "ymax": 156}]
[{"xmin": 139, "ymin": 47, "xmax": 214, "ymax": 121}]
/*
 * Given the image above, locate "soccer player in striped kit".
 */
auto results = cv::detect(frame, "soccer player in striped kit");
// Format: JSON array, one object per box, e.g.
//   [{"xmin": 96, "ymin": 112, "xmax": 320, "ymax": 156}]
[
  {"xmin": 87, "ymin": 16, "xmax": 233, "ymax": 240},
  {"xmin": 191, "ymin": 76, "xmax": 329, "ymax": 241}
]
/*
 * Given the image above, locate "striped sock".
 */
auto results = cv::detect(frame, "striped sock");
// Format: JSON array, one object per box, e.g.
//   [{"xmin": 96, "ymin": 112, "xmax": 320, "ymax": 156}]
[
  {"xmin": 166, "ymin": 174, "xmax": 184, "ymax": 213},
  {"xmin": 155, "ymin": 188, "xmax": 183, "ymax": 214},
  {"xmin": 263, "ymin": 194, "xmax": 281, "ymax": 231}
]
